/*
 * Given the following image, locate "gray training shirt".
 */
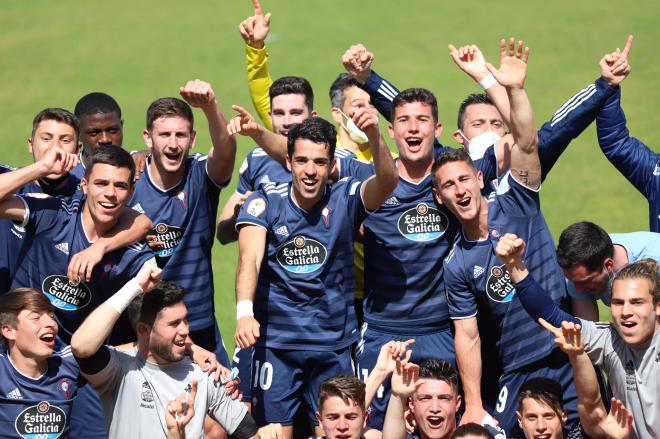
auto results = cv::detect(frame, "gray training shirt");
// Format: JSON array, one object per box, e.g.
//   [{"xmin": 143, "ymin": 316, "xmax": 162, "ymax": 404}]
[
  {"xmin": 82, "ymin": 347, "xmax": 247, "ymax": 439},
  {"xmin": 580, "ymin": 320, "xmax": 660, "ymax": 439}
]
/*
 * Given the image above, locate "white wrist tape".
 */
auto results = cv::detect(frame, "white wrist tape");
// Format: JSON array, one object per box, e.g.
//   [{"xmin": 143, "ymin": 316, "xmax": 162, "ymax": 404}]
[
  {"xmin": 236, "ymin": 300, "xmax": 254, "ymax": 320},
  {"xmin": 478, "ymin": 73, "xmax": 497, "ymax": 90},
  {"xmin": 107, "ymin": 278, "xmax": 143, "ymax": 314}
]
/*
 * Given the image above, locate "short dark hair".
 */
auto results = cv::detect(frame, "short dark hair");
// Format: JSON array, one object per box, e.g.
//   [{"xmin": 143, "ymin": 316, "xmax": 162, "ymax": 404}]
[
  {"xmin": 457, "ymin": 93, "xmax": 494, "ymax": 130},
  {"xmin": 0, "ymin": 288, "xmax": 54, "ymax": 348},
  {"xmin": 318, "ymin": 375, "xmax": 366, "ymax": 412},
  {"xmin": 287, "ymin": 117, "xmax": 337, "ymax": 161},
  {"xmin": 518, "ymin": 377, "xmax": 564, "ymax": 418},
  {"xmin": 392, "ymin": 88, "xmax": 438, "ymax": 122},
  {"xmin": 556, "ymin": 221, "xmax": 613, "ymax": 272},
  {"xmin": 329, "ymin": 73, "xmax": 361, "ymax": 109},
  {"xmin": 146, "ymin": 98, "xmax": 194, "ymax": 132},
  {"xmin": 269, "ymin": 76, "xmax": 314, "ymax": 112},
  {"xmin": 614, "ymin": 258, "xmax": 660, "ymax": 306},
  {"xmin": 431, "ymin": 148, "xmax": 476, "ymax": 190},
  {"xmin": 31, "ymin": 108, "xmax": 80, "ymax": 140},
  {"xmin": 451, "ymin": 423, "xmax": 495, "ymax": 439},
  {"xmin": 74, "ymin": 92, "xmax": 122, "ymax": 119},
  {"xmin": 85, "ymin": 144, "xmax": 136, "ymax": 184},
  {"xmin": 418, "ymin": 359, "xmax": 459, "ymax": 393},
  {"xmin": 127, "ymin": 281, "xmax": 186, "ymax": 329}
]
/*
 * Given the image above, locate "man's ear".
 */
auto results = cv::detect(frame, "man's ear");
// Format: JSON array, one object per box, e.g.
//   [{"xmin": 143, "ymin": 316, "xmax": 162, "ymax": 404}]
[
  {"xmin": 80, "ymin": 178, "xmax": 88, "ymax": 195},
  {"xmin": 28, "ymin": 138, "xmax": 34, "ymax": 155},
  {"xmin": 434, "ymin": 122, "xmax": 443, "ymax": 139},
  {"xmin": 477, "ymin": 170, "xmax": 484, "ymax": 190},
  {"xmin": 136, "ymin": 322, "xmax": 150, "ymax": 337},
  {"xmin": 330, "ymin": 107, "xmax": 343, "ymax": 125},
  {"xmin": 1, "ymin": 323, "xmax": 16, "ymax": 342},
  {"xmin": 432, "ymin": 186, "xmax": 444, "ymax": 205},
  {"xmin": 315, "ymin": 410, "xmax": 322, "ymax": 424},
  {"xmin": 189, "ymin": 130, "xmax": 197, "ymax": 150},
  {"xmin": 516, "ymin": 411, "xmax": 523, "ymax": 428},
  {"xmin": 387, "ymin": 124, "xmax": 394, "ymax": 140},
  {"xmin": 604, "ymin": 257, "xmax": 615, "ymax": 273},
  {"xmin": 453, "ymin": 129, "xmax": 467, "ymax": 147},
  {"xmin": 142, "ymin": 129, "xmax": 153, "ymax": 149}
]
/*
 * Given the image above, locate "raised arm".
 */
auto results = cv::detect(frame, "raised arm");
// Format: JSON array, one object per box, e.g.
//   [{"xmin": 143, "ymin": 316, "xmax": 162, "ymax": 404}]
[
  {"xmin": 227, "ymin": 105, "xmax": 288, "ymax": 165},
  {"xmin": 216, "ymin": 192, "xmax": 251, "ymax": 245},
  {"xmin": 71, "ymin": 263, "xmax": 161, "ymax": 358},
  {"xmin": 234, "ymin": 224, "xmax": 267, "ymax": 349},
  {"xmin": 0, "ymin": 146, "xmax": 77, "ymax": 221},
  {"xmin": 180, "ymin": 80, "xmax": 237, "ymax": 185},
  {"xmin": 487, "ymin": 38, "xmax": 540, "ymax": 189},
  {"xmin": 239, "ymin": 0, "xmax": 274, "ymax": 130},
  {"xmin": 364, "ymin": 340, "xmax": 414, "ymax": 409},
  {"xmin": 354, "ymin": 107, "xmax": 398, "ymax": 211}
]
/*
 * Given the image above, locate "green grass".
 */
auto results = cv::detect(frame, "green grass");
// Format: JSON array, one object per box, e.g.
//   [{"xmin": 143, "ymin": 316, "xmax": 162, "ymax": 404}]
[{"xmin": 3, "ymin": 0, "xmax": 659, "ymax": 349}]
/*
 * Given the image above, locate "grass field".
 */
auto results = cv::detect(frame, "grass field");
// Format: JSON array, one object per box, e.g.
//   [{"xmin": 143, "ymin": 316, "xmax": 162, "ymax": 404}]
[{"xmin": 2, "ymin": 0, "xmax": 659, "ymax": 354}]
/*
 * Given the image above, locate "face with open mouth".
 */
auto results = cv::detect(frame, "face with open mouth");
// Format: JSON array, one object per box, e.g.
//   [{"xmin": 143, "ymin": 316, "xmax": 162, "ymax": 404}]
[
  {"xmin": 146, "ymin": 302, "xmax": 190, "ymax": 364},
  {"xmin": 389, "ymin": 101, "xmax": 441, "ymax": 168},
  {"xmin": 145, "ymin": 116, "xmax": 195, "ymax": 180},
  {"xmin": 433, "ymin": 160, "xmax": 484, "ymax": 226},
  {"xmin": 81, "ymin": 163, "xmax": 134, "ymax": 232},
  {"xmin": 316, "ymin": 396, "xmax": 365, "ymax": 439},
  {"xmin": 409, "ymin": 379, "xmax": 460, "ymax": 439},
  {"xmin": 517, "ymin": 397, "xmax": 566, "ymax": 439},
  {"xmin": 3, "ymin": 310, "xmax": 59, "ymax": 360},
  {"xmin": 611, "ymin": 277, "xmax": 660, "ymax": 348},
  {"xmin": 287, "ymin": 138, "xmax": 334, "ymax": 211}
]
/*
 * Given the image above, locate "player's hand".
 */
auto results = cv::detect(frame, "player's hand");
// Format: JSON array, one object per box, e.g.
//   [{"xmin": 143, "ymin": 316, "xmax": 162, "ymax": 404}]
[
  {"xmin": 135, "ymin": 264, "xmax": 162, "ymax": 292},
  {"xmin": 540, "ymin": 319, "xmax": 585, "ymax": 357},
  {"xmin": 39, "ymin": 146, "xmax": 78, "ymax": 177},
  {"xmin": 251, "ymin": 423, "xmax": 284, "ymax": 439},
  {"xmin": 404, "ymin": 408, "xmax": 417, "ymax": 434},
  {"xmin": 238, "ymin": 0, "xmax": 271, "ymax": 49},
  {"xmin": 180, "ymin": 80, "xmax": 216, "ymax": 111},
  {"xmin": 494, "ymin": 233, "xmax": 525, "ymax": 268},
  {"xmin": 390, "ymin": 358, "xmax": 420, "ymax": 399},
  {"xmin": 599, "ymin": 398, "xmax": 633, "ymax": 439},
  {"xmin": 187, "ymin": 342, "xmax": 220, "ymax": 379},
  {"xmin": 351, "ymin": 106, "xmax": 380, "ymax": 144},
  {"xmin": 600, "ymin": 35, "xmax": 633, "ymax": 87},
  {"xmin": 227, "ymin": 105, "xmax": 261, "ymax": 138},
  {"xmin": 448, "ymin": 43, "xmax": 490, "ymax": 81},
  {"xmin": 460, "ymin": 406, "xmax": 498, "ymax": 426},
  {"xmin": 67, "ymin": 243, "xmax": 105, "ymax": 284},
  {"xmin": 235, "ymin": 315, "xmax": 260, "ymax": 348},
  {"xmin": 166, "ymin": 379, "xmax": 198, "ymax": 438},
  {"xmin": 373, "ymin": 339, "xmax": 415, "ymax": 376},
  {"xmin": 146, "ymin": 234, "xmax": 165, "ymax": 251},
  {"xmin": 342, "ymin": 43, "xmax": 374, "ymax": 85},
  {"xmin": 486, "ymin": 38, "xmax": 529, "ymax": 89},
  {"xmin": 234, "ymin": 192, "xmax": 252, "ymax": 218},
  {"xmin": 131, "ymin": 150, "xmax": 150, "ymax": 181},
  {"xmin": 219, "ymin": 366, "xmax": 243, "ymax": 399}
]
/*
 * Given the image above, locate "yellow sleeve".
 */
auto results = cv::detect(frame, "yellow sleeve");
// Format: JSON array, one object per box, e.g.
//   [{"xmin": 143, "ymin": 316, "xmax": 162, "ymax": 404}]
[{"xmin": 246, "ymin": 44, "xmax": 273, "ymax": 132}]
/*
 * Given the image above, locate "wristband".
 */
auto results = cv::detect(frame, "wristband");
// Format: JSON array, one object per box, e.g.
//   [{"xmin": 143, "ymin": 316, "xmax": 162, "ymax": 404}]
[
  {"xmin": 106, "ymin": 278, "xmax": 143, "ymax": 314},
  {"xmin": 478, "ymin": 73, "xmax": 497, "ymax": 90},
  {"xmin": 236, "ymin": 300, "xmax": 254, "ymax": 320}
]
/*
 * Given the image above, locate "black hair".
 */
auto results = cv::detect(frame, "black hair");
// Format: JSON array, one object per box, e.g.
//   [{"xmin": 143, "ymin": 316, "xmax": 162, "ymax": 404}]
[
  {"xmin": 31, "ymin": 108, "xmax": 80, "ymax": 139},
  {"xmin": 84, "ymin": 144, "xmax": 136, "ymax": 184},
  {"xmin": 127, "ymin": 281, "xmax": 186, "ymax": 329},
  {"xmin": 269, "ymin": 76, "xmax": 314, "ymax": 112},
  {"xmin": 286, "ymin": 117, "xmax": 337, "ymax": 161},
  {"xmin": 556, "ymin": 221, "xmax": 613, "ymax": 271},
  {"xmin": 329, "ymin": 73, "xmax": 362, "ymax": 109},
  {"xmin": 456, "ymin": 93, "xmax": 494, "ymax": 129},
  {"xmin": 392, "ymin": 88, "xmax": 438, "ymax": 122},
  {"xmin": 74, "ymin": 92, "xmax": 122, "ymax": 119}
]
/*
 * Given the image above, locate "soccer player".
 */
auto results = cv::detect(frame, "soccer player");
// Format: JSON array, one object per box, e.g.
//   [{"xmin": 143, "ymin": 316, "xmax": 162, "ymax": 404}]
[
  {"xmin": 494, "ymin": 233, "xmax": 654, "ymax": 438},
  {"xmin": 129, "ymin": 80, "xmax": 236, "ymax": 365},
  {"xmin": 0, "ymin": 288, "xmax": 82, "ymax": 438},
  {"xmin": 316, "ymin": 376, "xmax": 368, "ymax": 439},
  {"xmin": 433, "ymin": 39, "xmax": 579, "ymax": 435},
  {"xmin": 70, "ymin": 265, "xmax": 267, "ymax": 439},
  {"xmin": 557, "ymin": 221, "xmax": 660, "ymax": 315},
  {"xmin": 594, "ymin": 36, "xmax": 660, "ymax": 233},
  {"xmin": 515, "ymin": 378, "xmax": 568, "ymax": 439},
  {"xmin": 234, "ymin": 114, "xmax": 397, "ymax": 438}
]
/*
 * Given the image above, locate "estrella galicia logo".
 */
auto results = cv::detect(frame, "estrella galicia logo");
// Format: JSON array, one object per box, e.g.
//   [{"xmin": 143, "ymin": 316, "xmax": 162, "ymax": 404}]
[
  {"xmin": 42, "ymin": 275, "xmax": 92, "ymax": 311},
  {"xmin": 152, "ymin": 223, "xmax": 184, "ymax": 261},
  {"xmin": 397, "ymin": 203, "xmax": 449, "ymax": 242},
  {"xmin": 486, "ymin": 265, "xmax": 516, "ymax": 303},
  {"xmin": 15, "ymin": 401, "xmax": 66, "ymax": 438},
  {"xmin": 276, "ymin": 235, "xmax": 327, "ymax": 274}
]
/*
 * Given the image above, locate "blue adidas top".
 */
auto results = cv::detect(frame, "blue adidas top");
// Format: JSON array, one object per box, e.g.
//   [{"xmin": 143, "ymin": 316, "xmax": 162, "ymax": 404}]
[
  {"xmin": 236, "ymin": 178, "xmax": 368, "ymax": 350},
  {"xmin": 129, "ymin": 154, "xmax": 226, "ymax": 332},
  {"xmin": 444, "ymin": 172, "xmax": 571, "ymax": 372}
]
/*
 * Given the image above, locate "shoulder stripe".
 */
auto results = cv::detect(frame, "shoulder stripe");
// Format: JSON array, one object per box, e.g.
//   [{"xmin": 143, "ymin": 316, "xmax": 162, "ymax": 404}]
[
  {"xmin": 252, "ymin": 148, "xmax": 268, "ymax": 157},
  {"xmin": 550, "ymin": 84, "xmax": 597, "ymax": 127},
  {"xmin": 335, "ymin": 148, "xmax": 353, "ymax": 158},
  {"xmin": 378, "ymin": 80, "xmax": 398, "ymax": 101},
  {"xmin": 193, "ymin": 153, "xmax": 209, "ymax": 162},
  {"xmin": 349, "ymin": 181, "xmax": 361, "ymax": 195}
]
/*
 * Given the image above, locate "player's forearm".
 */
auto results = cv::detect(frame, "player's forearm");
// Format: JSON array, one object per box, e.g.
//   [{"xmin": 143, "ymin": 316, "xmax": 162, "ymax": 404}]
[
  {"xmin": 97, "ymin": 209, "xmax": 152, "ymax": 253},
  {"xmin": 216, "ymin": 216, "xmax": 239, "ymax": 244},
  {"xmin": 71, "ymin": 278, "xmax": 143, "ymax": 357},
  {"xmin": 371, "ymin": 135, "xmax": 398, "ymax": 195},
  {"xmin": 570, "ymin": 353, "xmax": 607, "ymax": 437},
  {"xmin": 507, "ymin": 87, "xmax": 537, "ymax": 153},
  {"xmin": 513, "ymin": 275, "xmax": 580, "ymax": 327},
  {"xmin": 0, "ymin": 161, "xmax": 48, "ymax": 200},
  {"xmin": 484, "ymin": 83, "xmax": 511, "ymax": 126},
  {"xmin": 382, "ymin": 395, "xmax": 408, "ymax": 439},
  {"xmin": 205, "ymin": 103, "xmax": 237, "ymax": 185},
  {"xmin": 454, "ymin": 328, "xmax": 483, "ymax": 408},
  {"xmin": 235, "ymin": 249, "xmax": 260, "ymax": 303},
  {"xmin": 364, "ymin": 368, "xmax": 388, "ymax": 410},
  {"xmin": 251, "ymin": 125, "xmax": 288, "ymax": 165}
]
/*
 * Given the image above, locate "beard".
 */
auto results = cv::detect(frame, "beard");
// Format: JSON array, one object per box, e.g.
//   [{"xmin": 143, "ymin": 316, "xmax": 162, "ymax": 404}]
[{"xmin": 150, "ymin": 339, "xmax": 184, "ymax": 363}]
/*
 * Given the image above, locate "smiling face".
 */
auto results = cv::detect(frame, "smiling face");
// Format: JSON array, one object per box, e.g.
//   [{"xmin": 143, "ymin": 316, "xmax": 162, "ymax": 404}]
[
  {"xmin": 389, "ymin": 101, "xmax": 441, "ymax": 168},
  {"xmin": 409, "ymin": 379, "xmax": 460, "ymax": 439},
  {"xmin": 2, "ymin": 309, "xmax": 58, "ymax": 361},
  {"xmin": 433, "ymin": 159, "xmax": 484, "ymax": 226},
  {"xmin": 316, "ymin": 396, "xmax": 365, "ymax": 439},
  {"xmin": 611, "ymin": 277, "xmax": 660, "ymax": 347},
  {"xmin": 270, "ymin": 94, "xmax": 312, "ymax": 136},
  {"xmin": 145, "ymin": 301, "xmax": 190, "ymax": 364},
  {"xmin": 517, "ymin": 397, "xmax": 566, "ymax": 439},
  {"xmin": 80, "ymin": 163, "xmax": 133, "ymax": 233},
  {"xmin": 144, "ymin": 116, "xmax": 195, "ymax": 182},
  {"xmin": 287, "ymin": 138, "xmax": 334, "ymax": 210}
]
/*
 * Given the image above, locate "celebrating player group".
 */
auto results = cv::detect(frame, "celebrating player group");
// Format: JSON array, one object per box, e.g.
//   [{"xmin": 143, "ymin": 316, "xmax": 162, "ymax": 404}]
[{"xmin": 1, "ymin": 1, "xmax": 658, "ymax": 439}]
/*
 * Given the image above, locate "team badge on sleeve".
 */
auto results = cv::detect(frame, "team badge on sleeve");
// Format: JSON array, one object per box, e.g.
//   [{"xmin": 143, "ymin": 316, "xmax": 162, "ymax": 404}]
[{"xmin": 247, "ymin": 198, "xmax": 266, "ymax": 218}]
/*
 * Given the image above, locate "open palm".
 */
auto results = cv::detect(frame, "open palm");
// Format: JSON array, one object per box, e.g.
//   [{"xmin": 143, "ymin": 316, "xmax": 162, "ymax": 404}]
[{"xmin": 487, "ymin": 38, "xmax": 529, "ymax": 88}]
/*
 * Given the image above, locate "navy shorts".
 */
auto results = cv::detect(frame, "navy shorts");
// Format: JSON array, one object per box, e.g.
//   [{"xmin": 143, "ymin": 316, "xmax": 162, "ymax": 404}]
[
  {"xmin": 494, "ymin": 348, "xmax": 579, "ymax": 436},
  {"xmin": 355, "ymin": 323, "xmax": 455, "ymax": 430},
  {"xmin": 232, "ymin": 346, "xmax": 253, "ymax": 402},
  {"xmin": 251, "ymin": 346, "xmax": 354, "ymax": 425}
]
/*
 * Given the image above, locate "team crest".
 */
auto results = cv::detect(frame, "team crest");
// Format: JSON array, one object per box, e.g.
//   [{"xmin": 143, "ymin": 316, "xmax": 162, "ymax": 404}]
[
  {"xmin": 397, "ymin": 203, "xmax": 449, "ymax": 242},
  {"xmin": 58, "ymin": 379, "xmax": 71, "ymax": 399},
  {"xmin": 321, "ymin": 205, "xmax": 331, "ymax": 225},
  {"xmin": 277, "ymin": 235, "xmax": 327, "ymax": 274},
  {"xmin": 489, "ymin": 228, "xmax": 501, "ymax": 239},
  {"xmin": 247, "ymin": 198, "xmax": 266, "ymax": 218},
  {"xmin": 486, "ymin": 265, "xmax": 515, "ymax": 303},
  {"xmin": 15, "ymin": 401, "xmax": 66, "ymax": 439}
]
